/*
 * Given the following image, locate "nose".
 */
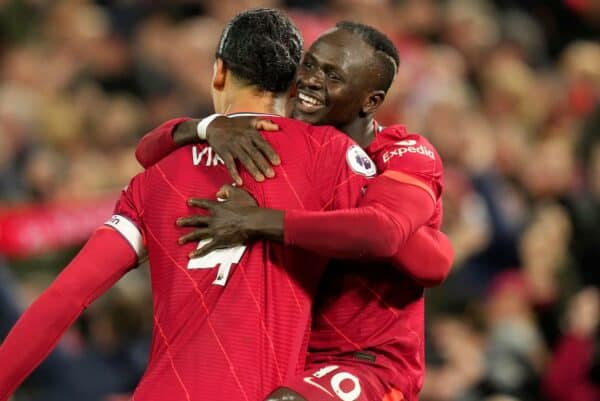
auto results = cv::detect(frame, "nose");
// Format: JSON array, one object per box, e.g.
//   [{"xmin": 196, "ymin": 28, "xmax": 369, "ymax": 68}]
[{"xmin": 301, "ymin": 70, "xmax": 324, "ymax": 91}]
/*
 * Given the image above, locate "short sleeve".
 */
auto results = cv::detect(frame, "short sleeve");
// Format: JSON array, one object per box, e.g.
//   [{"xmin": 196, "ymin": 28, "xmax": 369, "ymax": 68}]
[
  {"xmin": 104, "ymin": 172, "xmax": 147, "ymax": 259},
  {"xmin": 372, "ymin": 128, "xmax": 443, "ymax": 204}
]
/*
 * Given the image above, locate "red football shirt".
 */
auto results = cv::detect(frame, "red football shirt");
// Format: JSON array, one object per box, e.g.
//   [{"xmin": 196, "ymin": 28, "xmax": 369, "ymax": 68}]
[
  {"xmin": 112, "ymin": 114, "xmax": 372, "ymax": 401},
  {"xmin": 306, "ymin": 124, "xmax": 444, "ymax": 401}
]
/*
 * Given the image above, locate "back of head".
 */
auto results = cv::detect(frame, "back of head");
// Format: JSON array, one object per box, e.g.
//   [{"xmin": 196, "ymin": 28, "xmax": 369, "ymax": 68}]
[
  {"xmin": 335, "ymin": 21, "xmax": 399, "ymax": 92},
  {"xmin": 216, "ymin": 8, "xmax": 304, "ymax": 93}
]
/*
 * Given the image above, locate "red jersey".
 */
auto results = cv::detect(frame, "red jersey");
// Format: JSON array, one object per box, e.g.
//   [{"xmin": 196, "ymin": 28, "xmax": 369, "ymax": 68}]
[
  {"xmin": 306, "ymin": 125, "xmax": 444, "ymax": 401},
  {"xmin": 112, "ymin": 115, "xmax": 372, "ymax": 401}
]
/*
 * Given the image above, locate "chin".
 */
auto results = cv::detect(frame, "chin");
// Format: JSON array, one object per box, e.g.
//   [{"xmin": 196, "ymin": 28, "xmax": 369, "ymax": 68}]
[
  {"xmin": 292, "ymin": 109, "xmax": 328, "ymax": 125},
  {"xmin": 292, "ymin": 109, "xmax": 322, "ymax": 125}
]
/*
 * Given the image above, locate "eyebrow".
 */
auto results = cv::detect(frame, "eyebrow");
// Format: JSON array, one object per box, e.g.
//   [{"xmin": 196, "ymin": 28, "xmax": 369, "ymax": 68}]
[{"xmin": 306, "ymin": 52, "xmax": 344, "ymax": 74}]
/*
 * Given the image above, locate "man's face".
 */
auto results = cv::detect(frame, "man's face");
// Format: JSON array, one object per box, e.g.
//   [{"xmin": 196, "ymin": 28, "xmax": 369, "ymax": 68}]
[{"xmin": 291, "ymin": 29, "xmax": 376, "ymax": 127}]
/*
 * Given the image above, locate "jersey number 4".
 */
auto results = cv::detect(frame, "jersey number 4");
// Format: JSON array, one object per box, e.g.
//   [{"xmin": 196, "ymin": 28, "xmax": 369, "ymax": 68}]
[{"xmin": 186, "ymin": 239, "xmax": 247, "ymax": 286}]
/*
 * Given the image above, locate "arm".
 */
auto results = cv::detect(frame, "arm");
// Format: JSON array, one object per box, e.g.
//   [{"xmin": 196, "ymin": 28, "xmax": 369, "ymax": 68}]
[
  {"xmin": 393, "ymin": 226, "xmax": 454, "ymax": 287},
  {"xmin": 135, "ymin": 116, "xmax": 280, "ymax": 184},
  {"xmin": 284, "ymin": 174, "xmax": 435, "ymax": 259},
  {"xmin": 135, "ymin": 117, "xmax": 194, "ymax": 168},
  {"xmin": 0, "ymin": 228, "xmax": 137, "ymax": 401},
  {"xmin": 181, "ymin": 191, "xmax": 452, "ymax": 286},
  {"xmin": 180, "ymin": 133, "xmax": 451, "ymax": 283},
  {"xmin": 182, "ymin": 175, "xmax": 434, "ymax": 260}
]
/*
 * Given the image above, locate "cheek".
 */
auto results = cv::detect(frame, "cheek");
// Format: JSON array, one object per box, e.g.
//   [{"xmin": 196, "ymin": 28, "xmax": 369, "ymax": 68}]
[{"xmin": 329, "ymin": 87, "xmax": 362, "ymax": 112}]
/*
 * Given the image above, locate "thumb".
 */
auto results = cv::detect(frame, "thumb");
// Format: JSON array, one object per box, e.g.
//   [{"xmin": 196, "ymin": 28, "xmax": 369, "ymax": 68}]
[
  {"xmin": 254, "ymin": 119, "xmax": 279, "ymax": 132},
  {"xmin": 216, "ymin": 184, "xmax": 236, "ymax": 201}
]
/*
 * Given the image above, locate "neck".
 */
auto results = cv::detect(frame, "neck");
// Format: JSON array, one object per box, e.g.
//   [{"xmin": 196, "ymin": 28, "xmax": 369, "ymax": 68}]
[
  {"xmin": 337, "ymin": 116, "xmax": 376, "ymax": 149},
  {"xmin": 221, "ymin": 86, "xmax": 287, "ymax": 116}
]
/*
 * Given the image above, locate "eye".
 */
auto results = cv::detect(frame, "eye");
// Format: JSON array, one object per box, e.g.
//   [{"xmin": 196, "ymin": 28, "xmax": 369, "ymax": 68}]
[
  {"xmin": 302, "ymin": 60, "xmax": 314, "ymax": 70},
  {"xmin": 327, "ymin": 71, "xmax": 342, "ymax": 81}
]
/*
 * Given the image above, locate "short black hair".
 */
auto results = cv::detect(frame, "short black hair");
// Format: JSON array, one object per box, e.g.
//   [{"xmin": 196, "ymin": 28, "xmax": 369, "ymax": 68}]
[
  {"xmin": 335, "ymin": 21, "xmax": 399, "ymax": 92},
  {"xmin": 216, "ymin": 8, "xmax": 303, "ymax": 93}
]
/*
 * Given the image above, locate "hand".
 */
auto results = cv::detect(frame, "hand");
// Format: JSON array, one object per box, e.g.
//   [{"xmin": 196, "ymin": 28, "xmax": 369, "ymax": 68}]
[
  {"xmin": 176, "ymin": 186, "xmax": 284, "ymax": 257},
  {"xmin": 177, "ymin": 198, "xmax": 261, "ymax": 258},
  {"xmin": 206, "ymin": 116, "xmax": 281, "ymax": 185}
]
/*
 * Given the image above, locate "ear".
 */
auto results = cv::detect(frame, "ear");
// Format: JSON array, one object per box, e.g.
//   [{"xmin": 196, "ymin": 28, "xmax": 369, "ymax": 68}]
[
  {"xmin": 212, "ymin": 58, "xmax": 227, "ymax": 90},
  {"xmin": 361, "ymin": 90, "xmax": 385, "ymax": 115}
]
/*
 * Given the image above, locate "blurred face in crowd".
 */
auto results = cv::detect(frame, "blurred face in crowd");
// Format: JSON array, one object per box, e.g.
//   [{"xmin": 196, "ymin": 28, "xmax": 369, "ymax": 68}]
[{"xmin": 291, "ymin": 29, "xmax": 382, "ymax": 127}]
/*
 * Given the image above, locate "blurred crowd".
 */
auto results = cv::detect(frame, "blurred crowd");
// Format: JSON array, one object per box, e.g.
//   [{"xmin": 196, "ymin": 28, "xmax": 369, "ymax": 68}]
[{"xmin": 1, "ymin": 1, "xmax": 599, "ymax": 401}]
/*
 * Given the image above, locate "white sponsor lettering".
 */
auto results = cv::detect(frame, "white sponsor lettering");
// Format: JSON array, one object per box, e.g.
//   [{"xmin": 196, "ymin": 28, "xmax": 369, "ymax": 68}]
[
  {"xmin": 383, "ymin": 143, "xmax": 435, "ymax": 163},
  {"xmin": 346, "ymin": 145, "xmax": 376, "ymax": 177},
  {"xmin": 192, "ymin": 146, "xmax": 224, "ymax": 167}
]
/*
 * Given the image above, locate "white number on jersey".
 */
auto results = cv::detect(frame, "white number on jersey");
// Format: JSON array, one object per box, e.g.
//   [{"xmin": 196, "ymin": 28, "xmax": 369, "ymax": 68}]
[
  {"xmin": 303, "ymin": 365, "xmax": 362, "ymax": 401},
  {"xmin": 186, "ymin": 239, "xmax": 247, "ymax": 286}
]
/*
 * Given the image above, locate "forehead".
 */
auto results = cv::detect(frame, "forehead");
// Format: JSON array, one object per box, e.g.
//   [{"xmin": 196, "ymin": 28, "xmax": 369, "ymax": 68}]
[{"xmin": 306, "ymin": 29, "xmax": 374, "ymax": 72}]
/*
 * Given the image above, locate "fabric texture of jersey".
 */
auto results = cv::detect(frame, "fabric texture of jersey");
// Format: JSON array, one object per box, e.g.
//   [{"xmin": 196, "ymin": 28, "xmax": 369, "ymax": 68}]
[
  {"xmin": 307, "ymin": 124, "xmax": 444, "ymax": 401},
  {"xmin": 114, "ymin": 116, "xmax": 369, "ymax": 401}
]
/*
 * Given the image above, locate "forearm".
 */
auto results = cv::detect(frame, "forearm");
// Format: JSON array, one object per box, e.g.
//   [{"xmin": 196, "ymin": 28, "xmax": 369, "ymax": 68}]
[
  {"xmin": 173, "ymin": 119, "xmax": 202, "ymax": 146},
  {"xmin": 135, "ymin": 117, "xmax": 195, "ymax": 167},
  {"xmin": 0, "ymin": 228, "xmax": 136, "ymax": 400},
  {"xmin": 284, "ymin": 204, "xmax": 404, "ymax": 259},
  {"xmin": 247, "ymin": 208, "xmax": 285, "ymax": 243},
  {"xmin": 392, "ymin": 227, "xmax": 454, "ymax": 287},
  {"xmin": 284, "ymin": 177, "xmax": 434, "ymax": 260}
]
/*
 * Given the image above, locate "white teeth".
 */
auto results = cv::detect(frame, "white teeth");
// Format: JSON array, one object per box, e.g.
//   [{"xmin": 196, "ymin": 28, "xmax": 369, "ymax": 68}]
[{"xmin": 298, "ymin": 93, "xmax": 321, "ymax": 106}]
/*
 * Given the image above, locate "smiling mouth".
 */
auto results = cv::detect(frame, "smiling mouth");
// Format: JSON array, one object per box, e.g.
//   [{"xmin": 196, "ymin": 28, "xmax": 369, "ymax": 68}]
[{"xmin": 296, "ymin": 92, "xmax": 325, "ymax": 113}]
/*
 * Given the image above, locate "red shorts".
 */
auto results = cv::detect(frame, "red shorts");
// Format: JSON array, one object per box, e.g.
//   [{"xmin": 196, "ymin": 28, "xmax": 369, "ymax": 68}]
[{"xmin": 283, "ymin": 363, "xmax": 406, "ymax": 401}]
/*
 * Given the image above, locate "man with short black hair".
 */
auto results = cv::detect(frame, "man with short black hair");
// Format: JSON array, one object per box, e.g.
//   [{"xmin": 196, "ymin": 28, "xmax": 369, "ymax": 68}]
[{"xmin": 0, "ymin": 9, "xmax": 377, "ymax": 401}]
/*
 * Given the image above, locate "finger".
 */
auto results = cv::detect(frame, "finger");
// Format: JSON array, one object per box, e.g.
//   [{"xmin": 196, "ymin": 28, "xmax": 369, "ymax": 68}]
[
  {"xmin": 216, "ymin": 184, "xmax": 235, "ymax": 200},
  {"xmin": 187, "ymin": 198, "xmax": 219, "ymax": 210},
  {"xmin": 251, "ymin": 133, "xmax": 281, "ymax": 166},
  {"xmin": 242, "ymin": 140, "xmax": 275, "ymax": 178},
  {"xmin": 179, "ymin": 228, "xmax": 212, "ymax": 245},
  {"xmin": 222, "ymin": 152, "xmax": 243, "ymax": 186},
  {"xmin": 254, "ymin": 119, "xmax": 279, "ymax": 132},
  {"xmin": 190, "ymin": 241, "xmax": 220, "ymax": 258},
  {"xmin": 176, "ymin": 215, "xmax": 210, "ymax": 227},
  {"xmin": 232, "ymin": 145, "xmax": 264, "ymax": 182}
]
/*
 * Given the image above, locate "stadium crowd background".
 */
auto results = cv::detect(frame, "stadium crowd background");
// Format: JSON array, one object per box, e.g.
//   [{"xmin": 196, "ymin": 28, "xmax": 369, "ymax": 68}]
[{"xmin": 0, "ymin": 0, "xmax": 599, "ymax": 400}]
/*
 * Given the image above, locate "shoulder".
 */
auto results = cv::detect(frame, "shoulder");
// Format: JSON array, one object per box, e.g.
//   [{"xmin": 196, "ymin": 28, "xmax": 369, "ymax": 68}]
[
  {"xmin": 270, "ymin": 117, "xmax": 346, "ymax": 142},
  {"xmin": 269, "ymin": 116, "xmax": 314, "ymax": 134},
  {"xmin": 153, "ymin": 144, "xmax": 200, "ymax": 170},
  {"xmin": 370, "ymin": 124, "xmax": 439, "ymax": 156},
  {"xmin": 269, "ymin": 118, "xmax": 353, "ymax": 155},
  {"xmin": 370, "ymin": 124, "xmax": 442, "ymax": 176}
]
